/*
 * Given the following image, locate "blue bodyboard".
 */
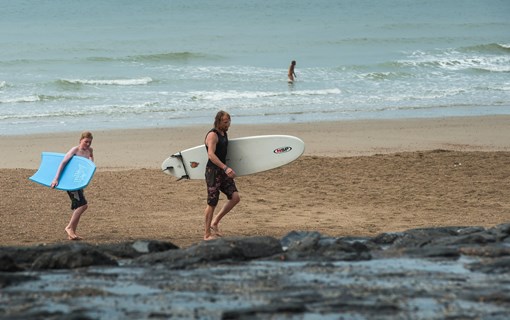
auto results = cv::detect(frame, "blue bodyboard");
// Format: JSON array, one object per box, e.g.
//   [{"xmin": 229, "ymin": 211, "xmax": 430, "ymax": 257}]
[{"xmin": 29, "ymin": 152, "xmax": 96, "ymax": 191}]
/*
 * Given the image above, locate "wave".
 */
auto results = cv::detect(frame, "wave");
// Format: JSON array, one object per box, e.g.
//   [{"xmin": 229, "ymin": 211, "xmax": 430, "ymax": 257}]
[
  {"xmin": 87, "ymin": 52, "xmax": 218, "ymax": 63},
  {"xmin": 245, "ymin": 101, "xmax": 497, "ymax": 119},
  {"xmin": 57, "ymin": 77, "xmax": 153, "ymax": 87},
  {"xmin": 332, "ymin": 36, "xmax": 469, "ymax": 46},
  {"xmin": 361, "ymin": 71, "xmax": 415, "ymax": 81},
  {"xmin": 0, "ymin": 95, "xmax": 40, "ymax": 104},
  {"xmin": 396, "ymin": 46, "xmax": 510, "ymax": 73},
  {"xmin": 0, "ymin": 102, "xmax": 165, "ymax": 121},
  {"xmin": 437, "ymin": 57, "xmax": 509, "ymax": 73},
  {"xmin": 0, "ymin": 59, "xmax": 42, "ymax": 66},
  {"xmin": 189, "ymin": 88, "xmax": 341, "ymax": 101},
  {"xmin": 127, "ymin": 52, "xmax": 216, "ymax": 62},
  {"xmin": 291, "ymin": 88, "xmax": 342, "ymax": 96},
  {"xmin": 459, "ymin": 43, "xmax": 510, "ymax": 55},
  {"xmin": 1, "ymin": 52, "xmax": 216, "ymax": 67},
  {"xmin": 0, "ymin": 94, "xmax": 88, "ymax": 104}
]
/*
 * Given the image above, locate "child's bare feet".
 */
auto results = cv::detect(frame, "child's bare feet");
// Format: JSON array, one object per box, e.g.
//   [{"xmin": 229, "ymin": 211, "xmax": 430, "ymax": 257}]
[
  {"xmin": 65, "ymin": 227, "xmax": 81, "ymax": 240},
  {"xmin": 210, "ymin": 225, "xmax": 223, "ymax": 237}
]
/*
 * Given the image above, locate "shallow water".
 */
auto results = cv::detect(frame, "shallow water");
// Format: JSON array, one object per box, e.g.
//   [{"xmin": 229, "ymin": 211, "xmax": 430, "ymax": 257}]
[{"xmin": 1, "ymin": 0, "xmax": 509, "ymax": 135}]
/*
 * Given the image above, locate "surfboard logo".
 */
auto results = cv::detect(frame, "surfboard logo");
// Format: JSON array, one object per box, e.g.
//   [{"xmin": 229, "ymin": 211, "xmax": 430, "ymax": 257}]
[
  {"xmin": 190, "ymin": 161, "xmax": 200, "ymax": 168},
  {"xmin": 273, "ymin": 146, "xmax": 292, "ymax": 154}
]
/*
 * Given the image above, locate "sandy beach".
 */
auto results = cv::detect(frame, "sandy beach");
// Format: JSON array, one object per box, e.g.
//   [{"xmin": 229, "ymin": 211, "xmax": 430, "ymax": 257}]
[{"xmin": 1, "ymin": 115, "xmax": 509, "ymax": 248}]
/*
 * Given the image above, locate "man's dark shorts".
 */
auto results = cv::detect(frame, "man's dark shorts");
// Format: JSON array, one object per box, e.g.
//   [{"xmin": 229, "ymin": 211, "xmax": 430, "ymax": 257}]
[
  {"xmin": 205, "ymin": 166, "xmax": 238, "ymax": 206},
  {"xmin": 67, "ymin": 189, "xmax": 87, "ymax": 210}
]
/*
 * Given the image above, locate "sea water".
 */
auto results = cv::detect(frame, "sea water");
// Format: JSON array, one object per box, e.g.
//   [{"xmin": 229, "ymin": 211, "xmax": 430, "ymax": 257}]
[{"xmin": 1, "ymin": 0, "xmax": 509, "ymax": 135}]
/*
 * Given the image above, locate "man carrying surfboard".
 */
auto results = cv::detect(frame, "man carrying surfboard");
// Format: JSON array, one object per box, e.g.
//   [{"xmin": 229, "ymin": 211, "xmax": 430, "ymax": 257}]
[
  {"xmin": 203, "ymin": 111, "xmax": 240, "ymax": 240},
  {"xmin": 51, "ymin": 131, "xmax": 94, "ymax": 240}
]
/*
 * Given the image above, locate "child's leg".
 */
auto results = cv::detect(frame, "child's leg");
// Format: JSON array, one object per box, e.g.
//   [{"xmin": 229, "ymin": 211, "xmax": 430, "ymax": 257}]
[
  {"xmin": 65, "ymin": 204, "xmax": 87, "ymax": 240},
  {"xmin": 66, "ymin": 190, "xmax": 88, "ymax": 240}
]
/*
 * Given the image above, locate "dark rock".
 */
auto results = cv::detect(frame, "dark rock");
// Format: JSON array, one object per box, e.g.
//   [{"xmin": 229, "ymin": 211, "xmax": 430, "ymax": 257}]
[
  {"xmin": 401, "ymin": 246, "xmax": 460, "ymax": 259},
  {"xmin": 281, "ymin": 230, "xmax": 322, "ymax": 249},
  {"xmin": 466, "ymin": 256, "xmax": 510, "ymax": 273},
  {"xmin": 223, "ymin": 236, "xmax": 283, "ymax": 259},
  {"xmin": 0, "ymin": 244, "xmax": 54, "ymax": 266},
  {"xmin": 95, "ymin": 240, "xmax": 178, "ymax": 259},
  {"xmin": 222, "ymin": 302, "xmax": 307, "ymax": 319},
  {"xmin": 1, "ymin": 243, "xmax": 99, "ymax": 267},
  {"xmin": 324, "ymin": 240, "xmax": 372, "ymax": 261},
  {"xmin": 389, "ymin": 226, "xmax": 476, "ymax": 249},
  {"xmin": 0, "ymin": 254, "xmax": 22, "ymax": 272},
  {"xmin": 460, "ymin": 246, "xmax": 510, "ymax": 258},
  {"xmin": 460, "ymin": 288, "xmax": 510, "ymax": 304},
  {"xmin": 286, "ymin": 231, "xmax": 321, "ymax": 251},
  {"xmin": 283, "ymin": 235, "xmax": 372, "ymax": 261},
  {"xmin": 3, "ymin": 224, "xmax": 510, "ymax": 319},
  {"xmin": 31, "ymin": 243, "xmax": 118, "ymax": 270},
  {"xmin": 457, "ymin": 226, "xmax": 486, "ymax": 235},
  {"xmin": 0, "ymin": 240, "xmax": 178, "ymax": 269},
  {"xmin": 488, "ymin": 223, "xmax": 510, "ymax": 241},
  {"xmin": 134, "ymin": 236, "xmax": 283, "ymax": 268},
  {"xmin": 372, "ymin": 232, "xmax": 402, "ymax": 246},
  {"xmin": 427, "ymin": 232, "xmax": 497, "ymax": 247},
  {"xmin": 4, "ymin": 310, "xmax": 94, "ymax": 320},
  {"xmin": 0, "ymin": 273, "xmax": 37, "ymax": 289}
]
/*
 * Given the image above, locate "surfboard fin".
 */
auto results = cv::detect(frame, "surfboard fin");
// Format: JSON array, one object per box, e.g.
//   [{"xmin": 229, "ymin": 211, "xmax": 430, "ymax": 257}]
[
  {"xmin": 162, "ymin": 167, "xmax": 189, "ymax": 180},
  {"xmin": 162, "ymin": 166, "xmax": 172, "ymax": 172}
]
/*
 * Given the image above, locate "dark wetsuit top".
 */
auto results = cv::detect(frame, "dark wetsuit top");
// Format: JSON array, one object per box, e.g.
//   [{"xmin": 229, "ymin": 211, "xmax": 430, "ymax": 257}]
[
  {"xmin": 204, "ymin": 128, "xmax": 236, "ymax": 206},
  {"xmin": 206, "ymin": 128, "xmax": 228, "ymax": 168}
]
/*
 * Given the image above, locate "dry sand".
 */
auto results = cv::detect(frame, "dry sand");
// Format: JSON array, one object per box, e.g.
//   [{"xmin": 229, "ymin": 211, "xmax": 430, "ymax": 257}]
[{"xmin": 1, "ymin": 116, "xmax": 509, "ymax": 248}]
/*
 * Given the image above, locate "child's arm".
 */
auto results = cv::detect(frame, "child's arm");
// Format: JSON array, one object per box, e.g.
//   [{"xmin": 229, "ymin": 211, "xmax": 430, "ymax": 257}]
[
  {"xmin": 89, "ymin": 147, "xmax": 94, "ymax": 162},
  {"xmin": 51, "ymin": 146, "xmax": 78, "ymax": 188}
]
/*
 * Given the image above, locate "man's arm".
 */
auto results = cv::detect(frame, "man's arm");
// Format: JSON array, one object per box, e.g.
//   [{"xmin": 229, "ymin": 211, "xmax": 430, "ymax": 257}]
[{"xmin": 205, "ymin": 132, "xmax": 227, "ymax": 170}]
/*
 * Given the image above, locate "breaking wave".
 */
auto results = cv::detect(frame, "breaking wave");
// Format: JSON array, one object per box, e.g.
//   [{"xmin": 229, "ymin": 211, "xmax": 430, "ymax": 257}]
[{"xmin": 57, "ymin": 77, "xmax": 153, "ymax": 87}]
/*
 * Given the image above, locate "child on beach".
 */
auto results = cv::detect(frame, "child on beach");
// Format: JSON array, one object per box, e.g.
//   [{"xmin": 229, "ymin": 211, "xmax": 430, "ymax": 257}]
[{"xmin": 51, "ymin": 131, "xmax": 94, "ymax": 240}]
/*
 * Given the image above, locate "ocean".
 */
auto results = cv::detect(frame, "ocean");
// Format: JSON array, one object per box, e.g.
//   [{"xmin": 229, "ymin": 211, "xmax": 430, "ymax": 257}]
[{"xmin": 1, "ymin": 0, "xmax": 509, "ymax": 136}]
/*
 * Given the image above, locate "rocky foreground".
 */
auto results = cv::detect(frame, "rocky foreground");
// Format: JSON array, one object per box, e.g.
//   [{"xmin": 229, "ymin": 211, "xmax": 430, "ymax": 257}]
[{"xmin": 1, "ymin": 224, "xmax": 510, "ymax": 319}]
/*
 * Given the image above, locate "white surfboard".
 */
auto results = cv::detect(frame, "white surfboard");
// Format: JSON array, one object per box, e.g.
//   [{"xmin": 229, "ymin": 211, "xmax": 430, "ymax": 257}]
[{"xmin": 161, "ymin": 135, "xmax": 305, "ymax": 180}]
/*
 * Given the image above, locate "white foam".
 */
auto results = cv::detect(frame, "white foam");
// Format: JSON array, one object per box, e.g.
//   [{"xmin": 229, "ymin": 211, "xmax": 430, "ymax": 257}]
[
  {"xmin": 63, "ymin": 77, "xmax": 153, "ymax": 86},
  {"xmin": 0, "ymin": 95, "xmax": 40, "ymax": 104}
]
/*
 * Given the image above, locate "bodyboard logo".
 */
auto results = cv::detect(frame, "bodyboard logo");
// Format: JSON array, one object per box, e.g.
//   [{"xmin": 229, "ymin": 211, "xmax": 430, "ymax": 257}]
[
  {"xmin": 273, "ymin": 146, "xmax": 292, "ymax": 154},
  {"xmin": 73, "ymin": 164, "xmax": 87, "ymax": 183},
  {"xmin": 190, "ymin": 161, "xmax": 200, "ymax": 168}
]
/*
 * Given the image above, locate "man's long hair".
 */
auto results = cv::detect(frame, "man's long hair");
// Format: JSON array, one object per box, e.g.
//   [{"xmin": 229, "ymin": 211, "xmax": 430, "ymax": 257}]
[{"xmin": 214, "ymin": 110, "xmax": 230, "ymax": 129}]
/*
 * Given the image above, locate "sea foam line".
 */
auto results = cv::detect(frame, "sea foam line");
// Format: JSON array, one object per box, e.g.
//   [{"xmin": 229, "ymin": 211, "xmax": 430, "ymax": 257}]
[
  {"xmin": 188, "ymin": 88, "xmax": 342, "ymax": 101},
  {"xmin": 58, "ymin": 77, "xmax": 153, "ymax": 86}
]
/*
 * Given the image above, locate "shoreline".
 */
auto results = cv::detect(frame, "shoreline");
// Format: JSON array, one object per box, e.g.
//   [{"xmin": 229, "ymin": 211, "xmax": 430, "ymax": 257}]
[{"xmin": 1, "ymin": 115, "xmax": 510, "ymax": 169}]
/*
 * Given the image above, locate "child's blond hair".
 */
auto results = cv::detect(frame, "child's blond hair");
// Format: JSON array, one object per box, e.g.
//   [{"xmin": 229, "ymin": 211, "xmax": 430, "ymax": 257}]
[{"xmin": 80, "ymin": 131, "xmax": 93, "ymax": 141}]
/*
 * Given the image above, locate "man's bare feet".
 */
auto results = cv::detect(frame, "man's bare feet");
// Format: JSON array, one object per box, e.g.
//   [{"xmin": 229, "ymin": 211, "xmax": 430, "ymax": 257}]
[
  {"xmin": 210, "ymin": 225, "xmax": 223, "ymax": 237},
  {"xmin": 204, "ymin": 234, "xmax": 218, "ymax": 241}
]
